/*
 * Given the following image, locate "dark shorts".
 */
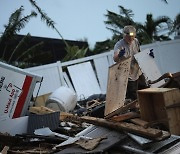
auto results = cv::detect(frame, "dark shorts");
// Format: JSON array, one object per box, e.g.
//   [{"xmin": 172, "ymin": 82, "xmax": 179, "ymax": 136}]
[
  {"xmin": 126, "ymin": 80, "xmax": 138, "ymax": 100},
  {"xmin": 126, "ymin": 74, "xmax": 149, "ymax": 100}
]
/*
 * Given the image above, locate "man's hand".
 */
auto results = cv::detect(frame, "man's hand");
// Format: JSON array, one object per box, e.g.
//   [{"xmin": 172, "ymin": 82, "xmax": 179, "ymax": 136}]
[{"xmin": 118, "ymin": 48, "xmax": 125, "ymax": 58}]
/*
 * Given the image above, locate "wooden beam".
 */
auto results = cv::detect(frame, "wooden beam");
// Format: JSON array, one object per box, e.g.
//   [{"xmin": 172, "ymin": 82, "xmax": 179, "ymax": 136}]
[
  {"xmin": 64, "ymin": 114, "xmax": 163, "ymax": 139},
  {"xmin": 110, "ymin": 112, "xmax": 140, "ymax": 122},
  {"xmin": 29, "ymin": 106, "xmax": 55, "ymax": 115},
  {"xmin": 130, "ymin": 118, "xmax": 149, "ymax": 128},
  {"xmin": 105, "ymin": 100, "xmax": 138, "ymax": 119},
  {"xmin": 105, "ymin": 58, "xmax": 131, "ymax": 116}
]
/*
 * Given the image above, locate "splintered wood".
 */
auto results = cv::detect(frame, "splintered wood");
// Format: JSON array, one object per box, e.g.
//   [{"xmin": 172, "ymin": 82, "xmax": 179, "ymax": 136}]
[
  {"xmin": 105, "ymin": 57, "xmax": 131, "ymax": 117},
  {"xmin": 63, "ymin": 114, "xmax": 166, "ymax": 140}
]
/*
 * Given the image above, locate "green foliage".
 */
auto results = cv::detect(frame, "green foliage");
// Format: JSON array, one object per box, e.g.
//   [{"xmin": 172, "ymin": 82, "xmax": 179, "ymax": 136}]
[
  {"xmin": 94, "ymin": 4, "xmax": 175, "ymax": 53},
  {"xmin": 137, "ymin": 14, "xmax": 172, "ymax": 44},
  {"xmin": 94, "ymin": 6, "xmax": 136, "ymax": 53},
  {"xmin": 93, "ymin": 39, "xmax": 116, "ymax": 54},
  {"xmin": 104, "ymin": 6, "xmax": 135, "ymax": 36},
  {"xmin": 62, "ymin": 45, "xmax": 88, "ymax": 62},
  {"xmin": 170, "ymin": 13, "xmax": 180, "ymax": 36},
  {"xmin": 29, "ymin": 0, "xmax": 68, "ymax": 47},
  {"xmin": 29, "ymin": 0, "xmax": 88, "ymax": 62},
  {"xmin": 0, "ymin": 6, "xmax": 37, "ymax": 45},
  {"xmin": 0, "ymin": 6, "xmax": 43, "ymax": 67},
  {"xmin": 0, "ymin": 0, "xmax": 89, "ymax": 68}
]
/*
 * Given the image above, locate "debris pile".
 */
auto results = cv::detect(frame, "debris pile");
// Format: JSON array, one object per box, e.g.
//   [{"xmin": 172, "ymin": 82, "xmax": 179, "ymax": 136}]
[{"xmin": 0, "ymin": 59, "xmax": 180, "ymax": 154}]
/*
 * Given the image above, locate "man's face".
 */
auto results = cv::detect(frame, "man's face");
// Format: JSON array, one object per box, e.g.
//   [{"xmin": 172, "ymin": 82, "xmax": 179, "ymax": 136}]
[{"xmin": 124, "ymin": 33, "xmax": 135, "ymax": 44}]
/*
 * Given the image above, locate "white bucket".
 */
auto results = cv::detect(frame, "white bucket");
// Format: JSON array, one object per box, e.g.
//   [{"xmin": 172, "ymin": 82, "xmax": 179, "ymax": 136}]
[{"xmin": 45, "ymin": 86, "xmax": 77, "ymax": 112}]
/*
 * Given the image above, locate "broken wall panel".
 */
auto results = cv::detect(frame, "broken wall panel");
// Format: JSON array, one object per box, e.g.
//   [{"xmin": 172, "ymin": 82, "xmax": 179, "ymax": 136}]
[
  {"xmin": 141, "ymin": 39, "xmax": 180, "ymax": 74},
  {"xmin": 67, "ymin": 61, "xmax": 101, "ymax": 100},
  {"xmin": 25, "ymin": 62, "xmax": 64, "ymax": 96},
  {"xmin": 93, "ymin": 56, "xmax": 110, "ymax": 94},
  {"xmin": 135, "ymin": 48, "xmax": 164, "ymax": 88},
  {"xmin": 105, "ymin": 57, "xmax": 131, "ymax": 116}
]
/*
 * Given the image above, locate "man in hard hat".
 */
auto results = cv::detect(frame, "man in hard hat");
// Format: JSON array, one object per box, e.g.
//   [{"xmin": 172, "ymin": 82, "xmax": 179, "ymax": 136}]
[{"xmin": 113, "ymin": 25, "xmax": 143, "ymax": 100}]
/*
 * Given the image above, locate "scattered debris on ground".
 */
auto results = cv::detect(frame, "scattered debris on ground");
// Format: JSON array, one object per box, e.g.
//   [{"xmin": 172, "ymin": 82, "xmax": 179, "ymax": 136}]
[{"xmin": 0, "ymin": 60, "xmax": 180, "ymax": 154}]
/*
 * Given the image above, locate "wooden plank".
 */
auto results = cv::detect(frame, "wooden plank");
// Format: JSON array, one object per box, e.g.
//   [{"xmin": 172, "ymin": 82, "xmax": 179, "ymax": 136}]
[
  {"xmin": 164, "ymin": 88, "xmax": 180, "ymax": 135},
  {"xmin": 105, "ymin": 57, "xmax": 131, "ymax": 116},
  {"xmin": 29, "ymin": 106, "xmax": 55, "ymax": 115},
  {"xmin": 109, "ymin": 112, "xmax": 140, "ymax": 122},
  {"xmin": 130, "ymin": 118, "xmax": 149, "ymax": 128},
  {"xmin": 105, "ymin": 100, "xmax": 138, "ymax": 119},
  {"xmin": 35, "ymin": 93, "xmax": 51, "ymax": 106},
  {"xmin": 63, "ymin": 114, "xmax": 163, "ymax": 139},
  {"xmin": 138, "ymin": 89, "xmax": 166, "ymax": 122}
]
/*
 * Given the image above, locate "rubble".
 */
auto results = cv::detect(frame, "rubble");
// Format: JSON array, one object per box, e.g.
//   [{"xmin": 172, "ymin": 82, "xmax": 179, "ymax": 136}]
[
  {"xmin": 0, "ymin": 50, "xmax": 180, "ymax": 153},
  {"xmin": 0, "ymin": 92, "xmax": 180, "ymax": 154}
]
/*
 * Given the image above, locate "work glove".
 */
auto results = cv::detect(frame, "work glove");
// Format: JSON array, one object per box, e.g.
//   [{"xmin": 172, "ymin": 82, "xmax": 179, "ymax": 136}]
[{"xmin": 118, "ymin": 48, "xmax": 125, "ymax": 58}]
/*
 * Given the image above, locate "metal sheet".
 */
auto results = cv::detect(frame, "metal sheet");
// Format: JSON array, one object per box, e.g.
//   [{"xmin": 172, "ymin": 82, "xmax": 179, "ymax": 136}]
[
  {"xmin": 56, "ymin": 125, "xmax": 126, "ymax": 154},
  {"xmin": 27, "ymin": 111, "xmax": 60, "ymax": 134}
]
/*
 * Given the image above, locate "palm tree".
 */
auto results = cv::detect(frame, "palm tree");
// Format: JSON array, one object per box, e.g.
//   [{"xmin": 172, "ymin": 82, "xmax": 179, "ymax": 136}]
[
  {"xmin": 29, "ymin": 0, "xmax": 89, "ymax": 62},
  {"xmin": 0, "ymin": 6, "xmax": 45, "ymax": 67},
  {"xmin": 94, "ymin": 5, "xmax": 173, "ymax": 53},
  {"xmin": 104, "ymin": 6, "xmax": 136, "ymax": 40},
  {"xmin": 93, "ymin": 6, "xmax": 136, "ymax": 53},
  {"xmin": 137, "ymin": 14, "xmax": 172, "ymax": 44},
  {"xmin": 170, "ymin": 13, "xmax": 180, "ymax": 38},
  {"xmin": 0, "ymin": 0, "xmax": 89, "ymax": 68}
]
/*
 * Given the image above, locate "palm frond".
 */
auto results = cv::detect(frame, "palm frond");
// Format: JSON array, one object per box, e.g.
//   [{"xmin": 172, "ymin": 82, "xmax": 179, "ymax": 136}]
[
  {"xmin": 0, "ymin": 7, "xmax": 37, "ymax": 45},
  {"xmin": 104, "ymin": 5, "xmax": 135, "ymax": 37},
  {"xmin": 8, "ymin": 33, "xmax": 31, "ymax": 63},
  {"xmin": 29, "ymin": 0, "xmax": 68, "ymax": 46},
  {"xmin": 29, "ymin": 0, "xmax": 55, "ymax": 28},
  {"xmin": 16, "ymin": 41, "xmax": 44, "ymax": 61},
  {"xmin": 62, "ymin": 45, "xmax": 88, "ymax": 62},
  {"xmin": 118, "ymin": 6, "xmax": 134, "ymax": 19}
]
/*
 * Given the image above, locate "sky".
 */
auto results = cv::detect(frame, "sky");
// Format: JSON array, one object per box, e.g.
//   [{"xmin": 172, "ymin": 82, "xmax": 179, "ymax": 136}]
[{"xmin": 0, "ymin": 0, "xmax": 180, "ymax": 49}]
